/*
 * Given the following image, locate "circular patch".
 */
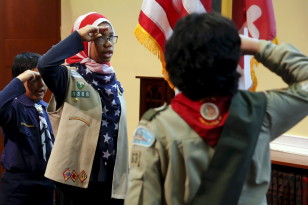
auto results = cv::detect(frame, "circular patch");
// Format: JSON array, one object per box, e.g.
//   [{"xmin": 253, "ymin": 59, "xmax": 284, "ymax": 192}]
[{"xmin": 200, "ymin": 102, "xmax": 219, "ymax": 121}]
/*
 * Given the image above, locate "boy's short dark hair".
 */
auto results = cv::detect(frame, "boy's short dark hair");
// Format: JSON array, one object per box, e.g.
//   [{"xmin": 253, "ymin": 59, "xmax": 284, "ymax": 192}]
[
  {"xmin": 12, "ymin": 52, "xmax": 41, "ymax": 78},
  {"xmin": 165, "ymin": 12, "xmax": 241, "ymax": 101}
]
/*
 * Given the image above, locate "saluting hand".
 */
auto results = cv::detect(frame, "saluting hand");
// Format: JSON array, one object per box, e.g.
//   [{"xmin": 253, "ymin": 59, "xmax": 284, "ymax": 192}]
[
  {"xmin": 77, "ymin": 25, "xmax": 108, "ymax": 42},
  {"xmin": 17, "ymin": 70, "xmax": 40, "ymax": 83}
]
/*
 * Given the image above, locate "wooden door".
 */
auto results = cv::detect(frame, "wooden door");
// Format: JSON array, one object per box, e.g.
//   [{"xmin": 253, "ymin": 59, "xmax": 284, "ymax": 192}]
[{"xmin": 0, "ymin": 0, "xmax": 61, "ymax": 176}]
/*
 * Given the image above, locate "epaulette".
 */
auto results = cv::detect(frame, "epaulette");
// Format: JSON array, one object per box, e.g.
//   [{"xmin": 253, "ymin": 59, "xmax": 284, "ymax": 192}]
[{"xmin": 141, "ymin": 103, "xmax": 168, "ymax": 121}]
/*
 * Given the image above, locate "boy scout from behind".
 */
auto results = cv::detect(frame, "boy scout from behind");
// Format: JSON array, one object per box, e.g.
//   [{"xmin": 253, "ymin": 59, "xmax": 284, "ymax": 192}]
[{"xmin": 125, "ymin": 12, "xmax": 308, "ymax": 205}]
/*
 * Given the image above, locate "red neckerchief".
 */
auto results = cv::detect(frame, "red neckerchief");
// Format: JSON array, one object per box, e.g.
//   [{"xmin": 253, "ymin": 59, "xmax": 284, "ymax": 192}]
[{"xmin": 171, "ymin": 93, "xmax": 231, "ymax": 147}]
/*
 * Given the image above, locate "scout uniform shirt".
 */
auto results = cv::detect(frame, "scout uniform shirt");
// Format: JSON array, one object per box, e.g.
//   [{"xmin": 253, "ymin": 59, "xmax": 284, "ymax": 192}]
[
  {"xmin": 125, "ymin": 41, "xmax": 308, "ymax": 205},
  {"xmin": 0, "ymin": 78, "xmax": 54, "ymax": 174}
]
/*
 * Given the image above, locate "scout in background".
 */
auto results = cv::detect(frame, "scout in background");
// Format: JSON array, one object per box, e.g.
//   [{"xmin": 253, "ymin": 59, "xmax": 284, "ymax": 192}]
[{"xmin": 0, "ymin": 52, "xmax": 55, "ymax": 205}]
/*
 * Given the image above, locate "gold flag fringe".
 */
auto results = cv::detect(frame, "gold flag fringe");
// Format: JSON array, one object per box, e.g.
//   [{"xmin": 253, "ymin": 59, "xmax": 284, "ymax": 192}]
[
  {"xmin": 249, "ymin": 58, "xmax": 258, "ymax": 91},
  {"xmin": 134, "ymin": 24, "xmax": 175, "ymax": 89},
  {"xmin": 249, "ymin": 37, "xmax": 279, "ymax": 91}
]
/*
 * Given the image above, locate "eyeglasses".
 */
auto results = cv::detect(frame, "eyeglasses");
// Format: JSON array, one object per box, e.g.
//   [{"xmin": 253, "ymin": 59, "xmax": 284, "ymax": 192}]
[{"xmin": 98, "ymin": 35, "xmax": 118, "ymax": 44}]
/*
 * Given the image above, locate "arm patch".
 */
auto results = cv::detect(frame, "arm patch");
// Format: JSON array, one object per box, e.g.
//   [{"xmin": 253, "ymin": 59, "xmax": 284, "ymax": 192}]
[{"xmin": 132, "ymin": 126, "xmax": 155, "ymax": 147}]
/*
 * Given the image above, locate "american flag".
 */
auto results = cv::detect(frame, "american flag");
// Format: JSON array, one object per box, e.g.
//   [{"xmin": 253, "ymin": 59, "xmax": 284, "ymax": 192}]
[{"xmin": 134, "ymin": 0, "xmax": 277, "ymax": 90}]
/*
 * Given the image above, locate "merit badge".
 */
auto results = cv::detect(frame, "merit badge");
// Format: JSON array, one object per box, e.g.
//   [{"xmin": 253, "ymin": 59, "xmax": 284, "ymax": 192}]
[
  {"xmin": 70, "ymin": 170, "xmax": 78, "ymax": 182},
  {"xmin": 77, "ymin": 81, "xmax": 85, "ymax": 90},
  {"xmin": 78, "ymin": 170, "xmax": 87, "ymax": 182},
  {"xmin": 132, "ymin": 126, "xmax": 155, "ymax": 147},
  {"xmin": 200, "ymin": 102, "xmax": 219, "ymax": 121},
  {"xmin": 63, "ymin": 168, "xmax": 71, "ymax": 181}
]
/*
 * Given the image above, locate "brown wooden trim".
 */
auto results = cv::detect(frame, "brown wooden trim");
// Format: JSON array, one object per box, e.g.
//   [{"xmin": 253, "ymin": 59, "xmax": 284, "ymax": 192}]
[{"xmin": 136, "ymin": 76, "xmax": 166, "ymax": 80}]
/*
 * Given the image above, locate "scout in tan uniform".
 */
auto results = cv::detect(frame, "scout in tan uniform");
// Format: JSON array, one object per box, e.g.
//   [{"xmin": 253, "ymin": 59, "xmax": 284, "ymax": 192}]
[
  {"xmin": 38, "ymin": 12, "xmax": 128, "ymax": 205},
  {"xmin": 125, "ymin": 12, "xmax": 308, "ymax": 205}
]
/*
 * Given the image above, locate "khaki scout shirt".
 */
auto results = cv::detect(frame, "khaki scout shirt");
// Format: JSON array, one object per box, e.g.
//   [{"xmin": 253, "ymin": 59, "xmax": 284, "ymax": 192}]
[
  {"xmin": 46, "ymin": 69, "xmax": 128, "ymax": 199},
  {"xmin": 125, "ymin": 41, "xmax": 308, "ymax": 205}
]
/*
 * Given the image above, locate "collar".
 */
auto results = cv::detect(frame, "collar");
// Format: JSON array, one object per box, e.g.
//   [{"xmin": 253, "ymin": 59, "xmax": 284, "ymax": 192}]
[{"xmin": 17, "ymin": 94, "xmax": 48, "ymax": 108}]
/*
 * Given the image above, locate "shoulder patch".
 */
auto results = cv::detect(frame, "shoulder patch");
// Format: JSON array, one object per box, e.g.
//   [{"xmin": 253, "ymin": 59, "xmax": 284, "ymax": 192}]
[
  {"xmin": 141, "ymin": 103, "xmax": 167, "ymax": 121},
  {"xmin": 132, "ymin": 126, "xmax": 156, "ymax": 147},
  {"xmin": 70, "ymin": 69, "xmax": 83, "ymax": 79}
]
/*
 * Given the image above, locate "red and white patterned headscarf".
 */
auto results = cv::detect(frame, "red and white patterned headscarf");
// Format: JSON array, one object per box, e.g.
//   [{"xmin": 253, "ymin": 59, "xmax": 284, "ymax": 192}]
[{"xmin": 66, "ymin": 12, "xmax": 115, "ymax": 74}]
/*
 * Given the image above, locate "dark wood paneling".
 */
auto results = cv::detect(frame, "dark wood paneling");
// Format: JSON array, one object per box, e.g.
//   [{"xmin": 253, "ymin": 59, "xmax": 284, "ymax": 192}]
[
  {"xmin": 0, "ymin": 0, "xmax": 61, "ymax": 176},
  {"xmin": 136, "ymin": 76, "xmax": 175, "ymax": 119},
  {"xmin": 4, "ymin": 39, "xmax": 59, "ymax": 67}
]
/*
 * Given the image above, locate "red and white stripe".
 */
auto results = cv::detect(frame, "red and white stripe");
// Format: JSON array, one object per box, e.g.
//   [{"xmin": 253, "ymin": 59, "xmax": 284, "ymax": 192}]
[
  {"xmin": 135, "ymin": 0, "xmax": 277, "ymax": 90},
  {"xmin": 138, "ymin": 0, "xmax": 210, "ymax": 53}
]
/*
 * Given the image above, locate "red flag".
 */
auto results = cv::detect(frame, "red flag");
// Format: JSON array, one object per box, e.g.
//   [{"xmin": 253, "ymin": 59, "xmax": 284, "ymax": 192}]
[{"xmin": 232, "ymin": 0, "xmax": 277, "ymax": 90}]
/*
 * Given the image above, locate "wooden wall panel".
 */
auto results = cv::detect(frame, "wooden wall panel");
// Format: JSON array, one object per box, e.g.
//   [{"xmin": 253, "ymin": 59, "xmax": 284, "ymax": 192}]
[{"xmin": 4, "ymin": 39, "xmax": 58, "ymax": 67}]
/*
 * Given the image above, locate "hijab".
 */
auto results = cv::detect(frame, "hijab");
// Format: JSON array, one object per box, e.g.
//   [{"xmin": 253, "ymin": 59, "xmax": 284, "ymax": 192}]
[{"xmin": 66, "ymin": 12, "xmax": 115, "ymax": 74}]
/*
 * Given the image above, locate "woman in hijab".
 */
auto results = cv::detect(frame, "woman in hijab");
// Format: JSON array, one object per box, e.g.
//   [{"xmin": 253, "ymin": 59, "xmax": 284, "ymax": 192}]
[{"xmin": 38, "ymin": 12, "xmax": 128, "ymax": 205}]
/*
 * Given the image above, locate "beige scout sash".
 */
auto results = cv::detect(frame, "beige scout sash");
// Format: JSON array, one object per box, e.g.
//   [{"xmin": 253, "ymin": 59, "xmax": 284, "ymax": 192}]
[{"xmin": 45, "ymin": 67, "xmax": 102, "ymax": 188}]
